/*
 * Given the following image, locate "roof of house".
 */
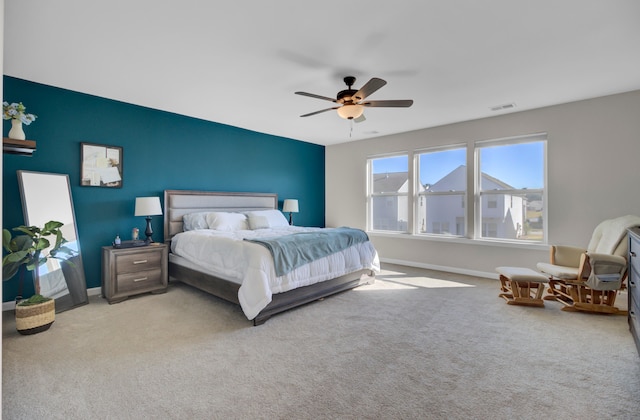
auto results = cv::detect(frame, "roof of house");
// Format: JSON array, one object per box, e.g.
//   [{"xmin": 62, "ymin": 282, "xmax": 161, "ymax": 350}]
[
  {"xmin": 374, "ymin": 165, "xmax": 515, "ymax": 194},
  {"xmin": 373, "ymin": 172, "xmax": 408, "ymax": 193},
  {"xmin": 431, "ymin": 165, "xmax": 515, "ymax": 190}
]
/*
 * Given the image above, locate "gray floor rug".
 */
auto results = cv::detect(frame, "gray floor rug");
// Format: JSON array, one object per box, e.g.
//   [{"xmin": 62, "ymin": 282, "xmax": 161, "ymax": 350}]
[{"xmin": 3, "ymin": 263, "xmax": 639, "ymax": 419}]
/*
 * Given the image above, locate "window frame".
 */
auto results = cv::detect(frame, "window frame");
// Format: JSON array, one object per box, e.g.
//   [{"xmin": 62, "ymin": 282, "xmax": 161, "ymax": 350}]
[
  {"xmin": 367, "ymin": 153, "xmax": 411, "ymax": 233},
  {"xmin": 474, "ymin": 133, "xmax": 547, "ymax": 243},
  {"xmin": 414, "ymin": 144, "xmax": 467, "ymax": 237}
]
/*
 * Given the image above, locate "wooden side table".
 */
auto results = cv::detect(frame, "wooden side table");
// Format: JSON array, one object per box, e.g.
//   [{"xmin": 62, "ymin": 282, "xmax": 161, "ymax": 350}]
[{"xmin": 102, "ymin": 243, "xmax": 168, "ymax": 304}]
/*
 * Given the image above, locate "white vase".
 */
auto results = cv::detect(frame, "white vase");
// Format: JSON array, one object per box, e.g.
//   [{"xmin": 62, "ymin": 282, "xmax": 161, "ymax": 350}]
[{"xmin": 8, "ymin": 119, "xmax": 26, "ymax": 140}]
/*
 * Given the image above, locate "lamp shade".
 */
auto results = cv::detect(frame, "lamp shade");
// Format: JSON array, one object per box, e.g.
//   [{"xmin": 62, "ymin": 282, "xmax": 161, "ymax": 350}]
[
  {"xmin": 134, "ymin": 197, "xmax": 162, "ymax": 216},
  {"xmin": 337, "ymin": 104, "xmax": 364, "ymax": 120},
  {"xmin": 282, "ymin": 199, "xmax": 299, "ymax": 213}
]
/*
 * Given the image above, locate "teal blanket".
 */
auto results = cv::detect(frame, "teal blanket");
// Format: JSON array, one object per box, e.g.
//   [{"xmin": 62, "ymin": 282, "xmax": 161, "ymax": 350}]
[{"xmin": 245, "ymin": 227, "xmax": 369, "ymax": 277}]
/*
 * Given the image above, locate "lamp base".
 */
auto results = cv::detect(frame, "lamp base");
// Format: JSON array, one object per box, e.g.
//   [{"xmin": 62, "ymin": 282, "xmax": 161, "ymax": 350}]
[
  {"xmin": 144, "ymin": 216, "xmax": 154, "ymax": 243},
  {"xmin": 288, "ymin": 212, "xmax": 293, "ymax": 226}
]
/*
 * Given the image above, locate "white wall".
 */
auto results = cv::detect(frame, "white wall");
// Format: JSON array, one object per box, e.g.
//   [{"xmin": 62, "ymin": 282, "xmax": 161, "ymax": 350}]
[{"xmin": 326, "ymin": 90, "xmax": 640, "ymax": 278}]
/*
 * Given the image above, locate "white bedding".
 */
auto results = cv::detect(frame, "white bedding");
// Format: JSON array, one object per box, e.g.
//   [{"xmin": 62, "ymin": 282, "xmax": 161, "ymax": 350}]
[{"xmin": 170, "ymin": 226, "xmax": 380, "ymax": 320}]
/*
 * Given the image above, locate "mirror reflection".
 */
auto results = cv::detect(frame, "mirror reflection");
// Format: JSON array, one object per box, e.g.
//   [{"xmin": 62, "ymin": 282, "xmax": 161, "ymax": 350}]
[{"xmin": 17, "ymin": 170, "xmax": 89, "ymax": 311}]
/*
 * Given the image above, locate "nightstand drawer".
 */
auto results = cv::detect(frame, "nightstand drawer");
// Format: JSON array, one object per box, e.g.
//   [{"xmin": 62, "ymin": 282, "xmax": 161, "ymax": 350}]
[
  {"xmin": 116, "ymin": 268, "xmax": 163, "ymax": 293},
  {"xmin": 631, "ymin": 288, "xmax": 639, "ymax": 320},
  {"xmin": 115, "ymin": 250, "xmax": 163, "ymax": 274},
  {"xmin": 630, "ymin": 271, "xmax": 639, "ymax": 302},
  {"xmin": 629, "ymin": 237, "xmax": 640, "ymax": 282}
]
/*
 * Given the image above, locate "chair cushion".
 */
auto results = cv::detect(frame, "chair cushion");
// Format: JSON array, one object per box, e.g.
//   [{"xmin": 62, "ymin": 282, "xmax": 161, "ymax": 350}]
[
  {"xmin": 552, "ymin": 245, "xmax": 585, "ymax": 267},
  {"xmin": 496, "ymin": 266, "xmax": 549, "ymax": 283},
  {"xmin": 536, "ymin": 262, "xmax": 579, "ymax": 280}
]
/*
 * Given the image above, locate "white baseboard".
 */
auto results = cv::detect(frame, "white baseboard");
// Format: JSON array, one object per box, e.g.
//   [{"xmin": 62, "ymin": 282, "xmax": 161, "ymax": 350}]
[
  {"xmin": 2, "ymin": 287, "xmax": 102, "ymax": 312},
  {"xmin": 380, "ymin": 257, "xmax": 499, "ymax": 280}
]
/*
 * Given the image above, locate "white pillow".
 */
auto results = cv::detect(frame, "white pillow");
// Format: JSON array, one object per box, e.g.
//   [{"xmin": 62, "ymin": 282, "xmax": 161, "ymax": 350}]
[
  {"xmin": 183, "ymin": 212, "xmax": 209, "ymax": 231},
  {"xmin": 206, "ymin": 212, "xmax": 249, "ymax": 231},
  {"xmin": 246, "ymin": 210, "xmax": 289, "ymax": 229}
]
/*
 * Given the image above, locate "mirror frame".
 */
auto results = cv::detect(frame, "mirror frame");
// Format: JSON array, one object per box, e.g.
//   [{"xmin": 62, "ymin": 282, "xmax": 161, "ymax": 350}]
[{"xmin": 17, "ymin": 170, "xmax": 89, "ymax": 312}]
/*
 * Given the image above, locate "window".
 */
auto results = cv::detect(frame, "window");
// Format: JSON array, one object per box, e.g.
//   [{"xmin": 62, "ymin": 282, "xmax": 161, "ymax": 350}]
[
  {"xmin": 476, "ymin": 135, "xmax": 546, "ymax": 242},
  {"xmin": 482, "ymin": 222, "xmax": 498, "ymax": 237},
  {"xmin": 366, "ymin": 133, "xmax": 547, "ymax": 244},
  {"xmin": 456, "ymin": 217, "xmax": 464, "ymax": 235},
  {"xmin": 416, "ymin": 147, "xmax": 466, "ymax": 236},
  {"xmin": 368, "ymin": 155, "xmax": 409, "ymax": 232},
  {"xmin": 432, "ymin": 221, "xmax": 451, "ymax": 234}
]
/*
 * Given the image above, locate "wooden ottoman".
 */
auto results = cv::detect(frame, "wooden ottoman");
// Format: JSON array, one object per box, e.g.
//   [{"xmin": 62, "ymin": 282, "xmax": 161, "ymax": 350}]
[{"xmin": 496, "ymin": 266, "xmax": 549, "ymax": 307}]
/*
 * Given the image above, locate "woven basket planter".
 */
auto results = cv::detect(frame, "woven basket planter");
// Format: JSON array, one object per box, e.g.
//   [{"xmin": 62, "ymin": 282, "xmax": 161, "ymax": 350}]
[{"xmin": 15, "ymin": 299, "xmax": 55, "ymax": 335}]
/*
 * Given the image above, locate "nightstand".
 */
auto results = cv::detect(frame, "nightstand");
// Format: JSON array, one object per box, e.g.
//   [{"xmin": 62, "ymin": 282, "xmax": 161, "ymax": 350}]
[{"xmin": 102, "ymin": 243, "xmax": 168, "ymax": 304}]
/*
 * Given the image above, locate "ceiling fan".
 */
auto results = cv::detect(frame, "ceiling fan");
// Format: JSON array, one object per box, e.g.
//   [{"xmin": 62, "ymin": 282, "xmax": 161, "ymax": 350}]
[{"xmin": 295, "ymin": 76, "xmax": 413, "ymax": 122}]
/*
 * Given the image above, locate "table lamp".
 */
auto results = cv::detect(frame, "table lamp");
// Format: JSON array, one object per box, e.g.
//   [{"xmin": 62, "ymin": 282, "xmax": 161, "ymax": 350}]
[
  {"xmin": 134, "ymin": 196, "xmax": 162, "ymax": 243},
  {"xmin": 282, "ymin": 199, "xmax": 299, "ymax": 225}
]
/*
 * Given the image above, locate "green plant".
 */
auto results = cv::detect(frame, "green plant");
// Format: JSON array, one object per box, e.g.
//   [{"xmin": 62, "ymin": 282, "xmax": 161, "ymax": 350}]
[
  {"xmin": 17, "ymin": 294, "xmax": 52, "ymax": 306},
  {"xmin": 2, "ymin": 221, "xmax": 75, "ymax": 304}
]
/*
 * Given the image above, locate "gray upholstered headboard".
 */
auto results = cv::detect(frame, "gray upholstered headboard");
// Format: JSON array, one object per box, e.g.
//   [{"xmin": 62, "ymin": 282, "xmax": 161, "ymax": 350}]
[{"xmin": 163, "ymin": 190, "xmax": 278, "ymax": 242}]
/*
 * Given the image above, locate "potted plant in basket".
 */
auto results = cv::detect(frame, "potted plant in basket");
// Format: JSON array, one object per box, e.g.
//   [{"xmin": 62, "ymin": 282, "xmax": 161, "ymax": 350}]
[{"xmin": 2, "ymin": 221, "xmax": 75, "ymax": 335}]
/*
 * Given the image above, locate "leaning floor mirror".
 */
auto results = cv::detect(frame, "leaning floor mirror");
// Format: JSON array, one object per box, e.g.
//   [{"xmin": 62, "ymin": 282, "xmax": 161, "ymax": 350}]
[{"xmin": 17, "ymin": 170, "xmax": 89, "ymax": 312}]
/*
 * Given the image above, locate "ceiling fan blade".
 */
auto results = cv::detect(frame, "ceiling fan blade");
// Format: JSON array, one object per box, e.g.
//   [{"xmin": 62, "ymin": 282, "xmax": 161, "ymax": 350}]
[
  {"xmin": 295, "ymin": 91, "xmax": 337, "ymax": 103},
  {"xmin": 353, "ymin": 77, "xmax": 387, "ymax": 101},
  {"xmin": 362, "ymin": 99, "xmax": 414, "ymax": 108},
  {"xmin": 300, "ymin": 107, "xmax": 339, "ymax": 117},
  {"xmin": 354, "ymin": 114, "xmax": 366, "ymax": 123}
]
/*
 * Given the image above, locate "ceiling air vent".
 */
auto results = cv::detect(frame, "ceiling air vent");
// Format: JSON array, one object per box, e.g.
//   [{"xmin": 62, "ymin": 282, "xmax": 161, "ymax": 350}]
[{"xmin": 490, "ymin": 103, "xmax": 516, "ymax": 112}]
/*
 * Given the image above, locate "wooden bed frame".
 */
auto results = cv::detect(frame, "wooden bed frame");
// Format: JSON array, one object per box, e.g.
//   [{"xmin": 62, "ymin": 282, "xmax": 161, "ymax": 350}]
[{"xmin": 163, "ymin": 190, "xmax": 376, "ymax": 325}]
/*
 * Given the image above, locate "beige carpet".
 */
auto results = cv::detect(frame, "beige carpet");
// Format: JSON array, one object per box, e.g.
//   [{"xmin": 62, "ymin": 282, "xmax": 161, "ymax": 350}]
[{"xmin": 3, "ymin": 263, "xmax": 639, "ymax": 419}]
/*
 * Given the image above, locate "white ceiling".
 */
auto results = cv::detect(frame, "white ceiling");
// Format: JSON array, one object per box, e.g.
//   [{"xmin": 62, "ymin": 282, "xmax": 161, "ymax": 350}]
[{"xmin": 4, "ymin": 1, "xmax": 640, "ymax": 146}]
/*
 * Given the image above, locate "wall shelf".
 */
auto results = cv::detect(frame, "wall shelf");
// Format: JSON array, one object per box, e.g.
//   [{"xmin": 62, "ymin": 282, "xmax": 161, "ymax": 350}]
[{"xmin": 3, "ymin": 137, "xmax": 36, "ymax": 156}]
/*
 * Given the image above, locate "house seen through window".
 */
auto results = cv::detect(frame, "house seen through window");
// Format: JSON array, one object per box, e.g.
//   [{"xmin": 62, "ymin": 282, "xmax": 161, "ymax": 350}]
[{"xmin": 417, "ymin": 147, "xmax": 466, "ymax": 235}]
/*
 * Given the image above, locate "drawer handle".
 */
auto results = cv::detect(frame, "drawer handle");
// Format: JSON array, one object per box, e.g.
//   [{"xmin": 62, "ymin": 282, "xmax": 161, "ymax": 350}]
[
  {"xmin": 631, "ymin": 251, "xmax": 637, "ymax": 258},
  {"xmin": 133, "ymin": 260, "xmax": 148, "ymax": 264},
  {"xmin": 133, "ymin": 277, "xmax": 148, "ymax": 282}
]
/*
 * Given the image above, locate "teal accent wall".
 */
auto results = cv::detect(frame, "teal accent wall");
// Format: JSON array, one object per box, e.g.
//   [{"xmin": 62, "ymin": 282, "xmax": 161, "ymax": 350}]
[{"xmin": 2, "ymin": 76, "xmax": 325, "ymax": 302}]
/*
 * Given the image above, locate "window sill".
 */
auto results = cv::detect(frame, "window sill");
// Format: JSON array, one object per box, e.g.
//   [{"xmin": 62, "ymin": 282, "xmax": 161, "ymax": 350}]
[{"xmin": 367, "ymin": 231, "xmax": 549, "ymax": 251}]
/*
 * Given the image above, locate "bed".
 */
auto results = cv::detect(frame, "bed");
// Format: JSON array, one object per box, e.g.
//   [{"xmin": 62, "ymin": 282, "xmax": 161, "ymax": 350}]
[{"xmin": 164, "ymin": 190, "xmax": 379, "ymax": 325}]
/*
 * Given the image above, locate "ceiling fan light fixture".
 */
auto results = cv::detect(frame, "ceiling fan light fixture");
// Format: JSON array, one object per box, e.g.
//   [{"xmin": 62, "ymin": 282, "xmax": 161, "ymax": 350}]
[
  {"xmin": 295, "ymin": 76, "xmax": 412, "ymax": 120},
  {"xmin": 337, "ymin": 104, "xmax": 364, "ymax": 120}
]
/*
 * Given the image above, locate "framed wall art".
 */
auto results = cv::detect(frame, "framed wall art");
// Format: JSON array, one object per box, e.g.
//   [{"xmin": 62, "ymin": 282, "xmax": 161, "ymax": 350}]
[{"xmin": 80, "ymin": 142, "xmax": 123, "ymax": 188}]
